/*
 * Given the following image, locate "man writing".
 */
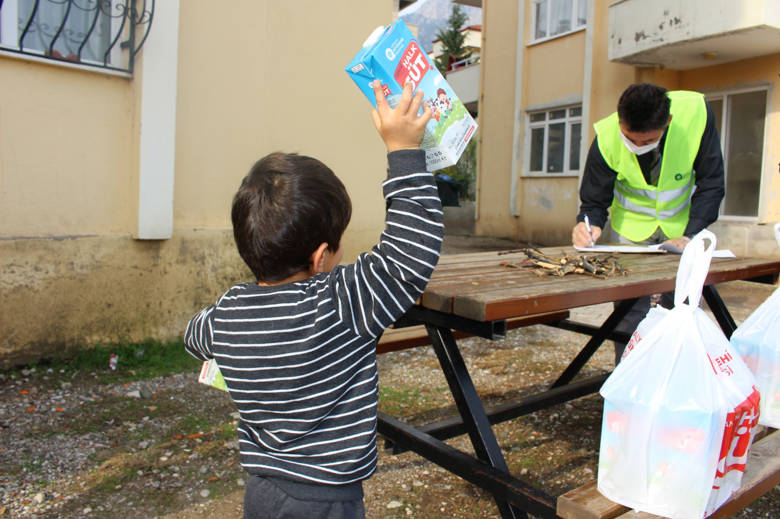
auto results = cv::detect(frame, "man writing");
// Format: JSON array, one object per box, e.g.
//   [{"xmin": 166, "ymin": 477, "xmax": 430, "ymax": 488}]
[{"xmin": 572, "ymin": 83, "xmax": 725, "ymax": 361}]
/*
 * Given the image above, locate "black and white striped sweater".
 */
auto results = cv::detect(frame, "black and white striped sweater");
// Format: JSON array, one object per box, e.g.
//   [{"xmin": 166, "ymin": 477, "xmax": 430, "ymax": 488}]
[{"xmin": 184, "ymin": 149, "xmax": 443, "ymax": 486}]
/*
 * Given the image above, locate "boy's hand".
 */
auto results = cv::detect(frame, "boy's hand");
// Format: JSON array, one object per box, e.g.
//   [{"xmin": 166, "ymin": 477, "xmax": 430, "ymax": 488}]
[{"xmin": 371, "ymin": 81, "xmax": 432, "ymax": 152}]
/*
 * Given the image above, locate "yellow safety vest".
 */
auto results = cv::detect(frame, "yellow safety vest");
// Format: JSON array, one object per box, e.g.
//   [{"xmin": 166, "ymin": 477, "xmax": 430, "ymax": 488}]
[{"xmin": 594, "ymin": 91, "xmax": 707, "ymax": 242}]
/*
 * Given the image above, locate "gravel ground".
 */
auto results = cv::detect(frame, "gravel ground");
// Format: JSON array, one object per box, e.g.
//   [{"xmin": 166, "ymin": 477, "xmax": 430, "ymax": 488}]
[{"xmin": 1, "ymin": 235, "xmax": 778, "ymax": 518}]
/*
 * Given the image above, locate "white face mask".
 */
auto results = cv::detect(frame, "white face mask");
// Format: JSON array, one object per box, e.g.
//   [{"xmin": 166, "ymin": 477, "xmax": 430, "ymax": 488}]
[{"xmin": 619, "ymin": 130, "xmax": 660, "ymax": 155}]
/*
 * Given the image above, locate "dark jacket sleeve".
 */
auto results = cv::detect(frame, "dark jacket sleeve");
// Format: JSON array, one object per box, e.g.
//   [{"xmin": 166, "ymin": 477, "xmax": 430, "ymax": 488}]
[
  {"xmin": 576, "ymin": 138, "xmax": 615, "ymax": 229},
  {"xmin": 684, "ymin": 101, "xmax": 725, "ymax": 236}
]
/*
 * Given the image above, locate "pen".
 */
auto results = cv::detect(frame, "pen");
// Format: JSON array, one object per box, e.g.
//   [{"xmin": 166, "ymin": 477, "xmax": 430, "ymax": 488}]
[{"xmin": 584, "ymin": 215, "xmax": 595, "ymax": 247}]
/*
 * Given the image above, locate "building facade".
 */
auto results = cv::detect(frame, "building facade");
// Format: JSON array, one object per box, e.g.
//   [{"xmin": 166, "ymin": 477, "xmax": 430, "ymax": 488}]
[
  {"xmin": 476, "ymin": 0, "xmax": 780, "ymax": 254},
  {"xmin": 0, "ymin": 1, "xmax": 397, "ymax": 366}
]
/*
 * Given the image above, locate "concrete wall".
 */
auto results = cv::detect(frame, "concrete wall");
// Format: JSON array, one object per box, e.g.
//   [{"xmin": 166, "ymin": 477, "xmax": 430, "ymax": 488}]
[{"xmin": 0, "ymin": 1, "xmax": 395, "ymax": 366}]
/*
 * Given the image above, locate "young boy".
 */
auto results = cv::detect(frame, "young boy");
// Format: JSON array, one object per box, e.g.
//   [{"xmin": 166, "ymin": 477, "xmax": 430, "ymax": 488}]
[{"xmin": 184, "ymin": 81, "xmax": 442, "ymax": 518}]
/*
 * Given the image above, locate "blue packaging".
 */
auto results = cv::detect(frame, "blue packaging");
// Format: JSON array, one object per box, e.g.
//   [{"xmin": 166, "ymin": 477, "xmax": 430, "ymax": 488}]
[{"xmin": 346, "ymin": 20, "xmax": 478, "ymax": 172}]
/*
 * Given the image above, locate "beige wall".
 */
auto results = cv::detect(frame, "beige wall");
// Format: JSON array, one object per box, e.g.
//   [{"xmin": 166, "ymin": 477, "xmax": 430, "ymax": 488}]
[
  {"xmin": 0, "ymin": 60, "xmax": 137, "ymax": 235},
  {"xmin": 474, "ymin": 0, "xmax": 520, "ymax": 239},
  {"xmin": 586, "ymin": 0, "xmax": 637, "ymax": 135},
  {"xmin": 0, "ymin": 1, "xmax": 395, "ymax": 366},
  {"xmin": 174, "ymin": 1, "xmax": 392, "ymax": 258},
  {"xmin": 518, "ymin": 28, "xmax": 587, "ymax": 245},
  {"xmin": 477, "ymin": 0, "xmax": 594, "ymax": 244},
  {"xmin": 524, "ymin": 32, "xmax": 585, "ymax": 107}
]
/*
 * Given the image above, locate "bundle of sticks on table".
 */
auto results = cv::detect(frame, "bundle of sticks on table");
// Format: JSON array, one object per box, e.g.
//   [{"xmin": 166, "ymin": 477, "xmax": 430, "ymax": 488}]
[{"xmin": 499, "ymin": 248, "xmax": 629, "ymax": 279}]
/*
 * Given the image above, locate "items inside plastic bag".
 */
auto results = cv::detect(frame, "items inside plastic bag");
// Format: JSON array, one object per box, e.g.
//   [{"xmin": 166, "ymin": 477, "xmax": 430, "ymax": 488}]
[
  {"xmin": 731, "ymin": 287, "xmax": 780, "ymax": 428},
  {"xmin": 598, "ymin": 230, "xmax": 760, "ymax": 519}
]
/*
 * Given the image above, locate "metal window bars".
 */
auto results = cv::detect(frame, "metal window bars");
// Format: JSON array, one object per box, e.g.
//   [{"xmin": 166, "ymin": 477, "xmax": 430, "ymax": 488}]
[{"xmin": 0, "ymin": 0, "xmax": 154, "ymax": 75}]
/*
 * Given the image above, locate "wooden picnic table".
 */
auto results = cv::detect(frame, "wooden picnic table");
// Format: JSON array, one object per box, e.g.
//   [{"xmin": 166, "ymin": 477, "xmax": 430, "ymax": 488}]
[
  {"xmin": 420, "ymin": 246, "xmax": 780, "ymax": 321},
  {"xmin": 377, "ymin": 247, "xmax": 780, "ymax": 519}
]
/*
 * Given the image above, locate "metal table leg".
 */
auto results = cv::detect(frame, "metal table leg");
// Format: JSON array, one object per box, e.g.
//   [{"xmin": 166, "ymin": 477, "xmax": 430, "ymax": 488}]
[
  {"xmin": 702, "ymin": 284, "xmax": 737, "ymax": 338},
  {"xmin": 549, "ymin": 297, "xmax": 637, "ymax": 388},
  {"xmin": 426, "ymin": 323, "xmax": 528, "ymax": 519}
]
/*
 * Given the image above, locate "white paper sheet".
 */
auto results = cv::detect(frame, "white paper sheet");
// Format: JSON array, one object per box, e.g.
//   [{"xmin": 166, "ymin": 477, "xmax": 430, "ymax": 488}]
[
  {"xmin": 574, "ymin": 244, "xmax": 668, "ymax": 253},
  {"xmin": 574, "ymin": 243, "xmax": 736, "ymax": 258}
]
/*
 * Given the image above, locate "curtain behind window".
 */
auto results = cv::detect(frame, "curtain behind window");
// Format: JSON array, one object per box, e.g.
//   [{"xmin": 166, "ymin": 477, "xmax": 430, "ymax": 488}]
[
  {"xmin": 18, "ymin": 0, "xmax": 110, "ymax": 63},
  {"xmin": 549, "ymin": 0, "xmax": 573, "ymax": 37}
]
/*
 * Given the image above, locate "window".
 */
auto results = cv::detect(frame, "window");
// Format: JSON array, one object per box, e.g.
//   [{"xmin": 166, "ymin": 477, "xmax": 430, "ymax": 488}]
[
  {"xmin": 527, "ymin": 105, "xmax": 582, "ymax": 175},
  {"xmin": 706, "ymin": 88, "xmax": 767, "ymax": 218},
  {"xmin": 532, "ymin": 0, "xmax": 587, "ymax": 42},
  {"xmin": 0, "ymin": 0, "xmax": 154, "ymax": 74}
]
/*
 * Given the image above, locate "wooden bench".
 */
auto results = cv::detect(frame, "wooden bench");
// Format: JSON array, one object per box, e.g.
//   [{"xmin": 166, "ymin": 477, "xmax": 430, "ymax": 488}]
[
  {"xmin": 557, "ymin": 428, "xmax": 780, "ymax": 519},
  {"xmin": 376, "ymin": 310, "xmax": 570, "ymax": 354}
]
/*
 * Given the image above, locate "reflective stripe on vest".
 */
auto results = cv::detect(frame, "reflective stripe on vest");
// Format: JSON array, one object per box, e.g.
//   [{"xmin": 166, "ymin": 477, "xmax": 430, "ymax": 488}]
[
  {"xmin": 613, "ymin": 182, "xmax": 692, "ymax": 219},
  {"xmin": 614, "ymin": 174, "xmax": 694, "ymax": 204},
  {"xmin": 594, "ymin": 91, "xmax": 707, "ymax": 242}
]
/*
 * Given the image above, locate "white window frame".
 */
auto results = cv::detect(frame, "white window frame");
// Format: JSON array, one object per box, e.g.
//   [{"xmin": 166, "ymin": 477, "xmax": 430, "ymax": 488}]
[
  {"xmin": 705, "ymin": 85, "xmax": 769, "ymax": 222},
  {"xmin": 0, "ymin": 0, "xmax": 128, "ymax": 76},
  {"xmin": 529, "ymin": 0, "xmax": 587, "ymax": 45},
  {"xmin": 524, "ymin": 104, "xmax": 582, "ymax": 178}
]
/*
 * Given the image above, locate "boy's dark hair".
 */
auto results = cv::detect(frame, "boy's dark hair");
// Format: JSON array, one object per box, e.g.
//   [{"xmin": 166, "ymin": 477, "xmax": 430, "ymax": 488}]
[
  {"xmin": 231, "ymin": 152, "xmax": 352, "ymax": 283},
  {"xmin": 617, "ymin": 83, "xmax": 671, "ymax": 133}
]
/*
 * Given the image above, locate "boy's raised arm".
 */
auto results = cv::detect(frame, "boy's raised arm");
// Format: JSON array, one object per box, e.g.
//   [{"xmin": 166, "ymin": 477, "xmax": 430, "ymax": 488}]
[{"xmin": 333, "ymin": 80, "xmax": 443, "ymax": 339}]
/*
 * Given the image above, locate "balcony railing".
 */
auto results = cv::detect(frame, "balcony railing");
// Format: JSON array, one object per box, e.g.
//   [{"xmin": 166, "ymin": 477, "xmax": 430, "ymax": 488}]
[
  {"xmin": 448, "ymin": 54, "xmax": 479, "ymax": 71},
  {"xmin": 0, "ymin": 0, "xmax": 154, "ymax": 75}
]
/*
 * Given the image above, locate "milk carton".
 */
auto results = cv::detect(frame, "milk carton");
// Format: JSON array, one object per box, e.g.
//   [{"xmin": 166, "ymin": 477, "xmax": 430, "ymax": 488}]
[
  {"xmin": 346, "ymin": 20, "xmax": 478, "ymax": 172},
  {"xmin": 198, "ymin": 359, "xmax": 227, "ymax": 391}
]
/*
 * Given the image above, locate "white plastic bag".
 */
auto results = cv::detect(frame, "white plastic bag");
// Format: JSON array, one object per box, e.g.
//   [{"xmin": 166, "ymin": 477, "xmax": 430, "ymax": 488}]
[
  {"xmin": 730, "ymin": 223, "xmax": 780, "ymax": 427},
  {"xmin": 620, "ymin": 305, "xmax": 668, "ymax": 361},
  {"xmin": 598, "ymin": 230, "xmax": 760, "ymax": 519},
  {"xmin": 775, "ymin": 222, "xmax": 780, "ymax": 248}
]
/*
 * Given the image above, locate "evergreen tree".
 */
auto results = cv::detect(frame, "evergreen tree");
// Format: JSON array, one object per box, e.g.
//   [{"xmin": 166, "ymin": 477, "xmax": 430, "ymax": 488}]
[{"xmin": 434, "ymin": 4, "xmax": 473, "ymax": 75}]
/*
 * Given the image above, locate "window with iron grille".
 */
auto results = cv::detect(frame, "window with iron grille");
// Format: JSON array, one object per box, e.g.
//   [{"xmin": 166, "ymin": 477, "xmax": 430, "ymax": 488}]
[{"xmin": 0, "ymin": 0, "xmax": 154, "ymax": 75}]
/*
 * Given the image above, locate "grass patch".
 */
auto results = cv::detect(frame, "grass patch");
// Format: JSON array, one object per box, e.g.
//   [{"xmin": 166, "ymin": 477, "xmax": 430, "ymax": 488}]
[
  {"xmin": 6, "ymin": 339, "xmax": 200, "ymax": 385},
  {"xmin": 177, "ymin": 414, "xmax": 216, "ymax": 435},
  {"xmin": 379, "ymin": 386, "xmax": 424, "ymax": 415},
  {"xmin": 93, "ymin": 474, "xmax": 122, "ymax": 492},
  {"xmin": 215, "ymin": 422, "xmax": 238, "ymax": 441}
]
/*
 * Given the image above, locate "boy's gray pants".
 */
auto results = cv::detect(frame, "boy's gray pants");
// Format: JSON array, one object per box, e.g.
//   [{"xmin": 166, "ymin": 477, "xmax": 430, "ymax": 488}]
[{"xmin": 244, "ymin": 474, "xmax": 365, "ymax": 519}]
